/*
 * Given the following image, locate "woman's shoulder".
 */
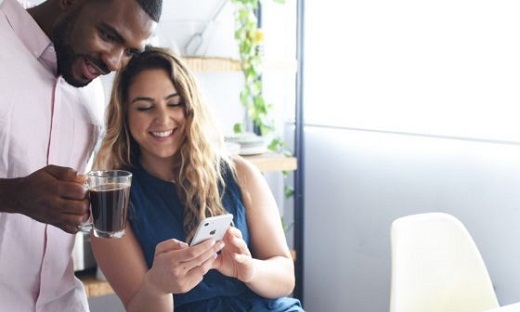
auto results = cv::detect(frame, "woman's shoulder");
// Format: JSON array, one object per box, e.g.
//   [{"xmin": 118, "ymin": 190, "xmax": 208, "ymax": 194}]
[{"xmin": 228, "ymin": 155, "xmax": 260, "ymax": 180}]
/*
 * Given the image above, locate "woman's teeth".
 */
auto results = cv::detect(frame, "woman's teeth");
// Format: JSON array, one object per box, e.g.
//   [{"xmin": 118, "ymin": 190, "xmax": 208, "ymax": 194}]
[{"xmin": 151, "ymin": 130, "xmax": 173, "ymax": 137}]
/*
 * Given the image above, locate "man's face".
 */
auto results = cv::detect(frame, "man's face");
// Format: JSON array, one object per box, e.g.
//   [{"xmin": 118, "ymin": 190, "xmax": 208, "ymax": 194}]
[{"xmin": 52, "ymin": 0, "xmax": 157, "ymax": 87}]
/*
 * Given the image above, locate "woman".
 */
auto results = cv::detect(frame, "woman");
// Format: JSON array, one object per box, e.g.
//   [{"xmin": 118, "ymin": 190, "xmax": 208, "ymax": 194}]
[{"xmin": 91, "ymin": 46, "xmax": 303, "ymax": 312}]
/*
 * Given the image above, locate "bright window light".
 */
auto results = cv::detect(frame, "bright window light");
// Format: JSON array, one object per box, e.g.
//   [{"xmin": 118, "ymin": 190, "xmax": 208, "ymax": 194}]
[{"xmin": 304, "ymin": 0, "xmax": 520, "ymax": 143}]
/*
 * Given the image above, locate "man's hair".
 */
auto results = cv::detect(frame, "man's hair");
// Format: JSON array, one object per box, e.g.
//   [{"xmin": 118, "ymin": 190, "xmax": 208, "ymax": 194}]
[{"xmin": 135, "ymin": 0, "xmax": 163, "ymax": 22}]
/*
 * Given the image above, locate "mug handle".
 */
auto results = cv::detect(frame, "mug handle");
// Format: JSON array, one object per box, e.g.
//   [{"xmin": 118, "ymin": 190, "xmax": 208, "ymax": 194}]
[{"xmin": 78, "ymin": 181, "xmax": 93, "ymax": 233}]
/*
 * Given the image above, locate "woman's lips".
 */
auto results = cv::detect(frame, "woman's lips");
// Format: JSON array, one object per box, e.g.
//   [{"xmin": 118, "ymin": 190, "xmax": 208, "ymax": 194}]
[{"xmin": 150, "ymin": 130, "xmax": 174, "ymax": 138}]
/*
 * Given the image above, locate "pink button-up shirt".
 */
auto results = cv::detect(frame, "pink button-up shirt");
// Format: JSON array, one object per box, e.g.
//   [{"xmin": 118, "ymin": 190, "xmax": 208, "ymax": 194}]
[{"xmin": 0, "ymin": 0, "xmax": 105, "ymax": 310}]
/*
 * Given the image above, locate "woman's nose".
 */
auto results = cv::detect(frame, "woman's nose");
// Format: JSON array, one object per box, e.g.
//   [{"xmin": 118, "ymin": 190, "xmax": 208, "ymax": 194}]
[{"xmin": 153, "ymin": 106, "xmax": 170, "ymax": 124}]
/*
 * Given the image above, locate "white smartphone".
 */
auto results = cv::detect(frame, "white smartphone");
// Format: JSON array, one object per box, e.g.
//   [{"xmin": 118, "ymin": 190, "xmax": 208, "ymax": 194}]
[{"xmin": 189, "ymin": 214, "xmax": 234, "ymax": 246}]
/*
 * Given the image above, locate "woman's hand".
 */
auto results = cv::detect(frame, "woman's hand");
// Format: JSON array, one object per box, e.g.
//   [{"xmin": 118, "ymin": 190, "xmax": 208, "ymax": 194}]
[
  {"xmin": 212, "ymin": 227, "xmax": 255, "ymax": 283},
  {"xmin": 146, "ymin": 238, "xmax": 225, "ymax": 294}
]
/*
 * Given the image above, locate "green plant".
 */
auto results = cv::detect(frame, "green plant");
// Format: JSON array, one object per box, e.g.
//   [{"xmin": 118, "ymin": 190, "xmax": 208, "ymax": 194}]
[
  {"xmin": 231, "ymin": 0, "xmax": 294, "ymax": 200},
  {"xmin": 232, "ymin": 0, "xmax": 296, "ymax": 255},
  {"xmin": 230, "ymin": 0, "xmax": 287, "ymax": 154}
]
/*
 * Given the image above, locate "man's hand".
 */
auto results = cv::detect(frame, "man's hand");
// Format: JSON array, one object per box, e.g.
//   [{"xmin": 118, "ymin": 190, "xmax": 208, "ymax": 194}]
[{"xmin": 1, "ymin": 165, "xmax": 90, "ymax": 234}]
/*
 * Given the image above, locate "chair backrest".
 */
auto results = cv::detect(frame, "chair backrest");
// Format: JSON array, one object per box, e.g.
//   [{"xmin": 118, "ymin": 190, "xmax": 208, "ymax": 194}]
[{"xmin": 389, "ymin": 212, "xmax": 499, "ymax": 312}]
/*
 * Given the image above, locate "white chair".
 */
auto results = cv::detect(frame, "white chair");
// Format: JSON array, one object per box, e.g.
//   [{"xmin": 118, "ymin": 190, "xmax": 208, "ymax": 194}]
[{"xmin": 389, "ymin": 212, "xmax": 500, "ymax": 312}]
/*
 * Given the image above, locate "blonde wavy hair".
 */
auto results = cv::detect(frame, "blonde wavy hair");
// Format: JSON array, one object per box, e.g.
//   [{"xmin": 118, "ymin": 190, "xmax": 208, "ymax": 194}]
[{"xmin": 93, "ymin": 46, "xmax": 234, "ymax": 241}]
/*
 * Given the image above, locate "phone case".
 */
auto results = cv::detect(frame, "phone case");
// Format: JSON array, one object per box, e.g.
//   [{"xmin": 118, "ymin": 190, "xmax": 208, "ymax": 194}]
[{"xmin": 189, "ymin": 214, "xmax": 234, "ymax": 246}]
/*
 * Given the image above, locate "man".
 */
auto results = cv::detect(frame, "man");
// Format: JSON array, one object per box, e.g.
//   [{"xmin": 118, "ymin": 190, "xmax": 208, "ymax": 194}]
[{"xmin": 0, "ymin": 0, "xmax": 162, "ymax": 310}]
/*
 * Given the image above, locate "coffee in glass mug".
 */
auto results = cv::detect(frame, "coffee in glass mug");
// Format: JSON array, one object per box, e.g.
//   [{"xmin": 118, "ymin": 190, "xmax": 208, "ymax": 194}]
[{"xmin": 86, "ymin": 170, "xmax": 132, "ymax": 238}]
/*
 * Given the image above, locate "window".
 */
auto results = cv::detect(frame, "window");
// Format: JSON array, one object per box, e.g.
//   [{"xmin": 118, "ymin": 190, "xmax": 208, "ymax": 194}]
[{"xmin": 304, "ymin": 0, "xmax": 520, "ymax": 143}]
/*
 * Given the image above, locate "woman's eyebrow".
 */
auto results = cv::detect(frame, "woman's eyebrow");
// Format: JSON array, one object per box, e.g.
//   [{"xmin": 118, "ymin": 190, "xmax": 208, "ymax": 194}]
[
  {"xmin": 130, "ymin": 94, "xmax": 180, "ymax": 104},
  {"xmin": 165, "ymin": 93, "xmax": 180, "ymax": 101},
  {"xmin": 130, "ymin": 96, "xmax": 154, "ymax": 104}
]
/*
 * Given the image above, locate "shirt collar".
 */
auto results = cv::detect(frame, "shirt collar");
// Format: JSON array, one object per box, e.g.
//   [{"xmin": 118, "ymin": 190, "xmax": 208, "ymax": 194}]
[{"xmin": 1, "ymin": 0, "xmax": 57, "ymax": 75}]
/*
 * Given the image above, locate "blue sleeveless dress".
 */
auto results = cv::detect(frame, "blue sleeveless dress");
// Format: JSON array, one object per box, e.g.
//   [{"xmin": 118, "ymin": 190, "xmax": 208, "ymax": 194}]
[{"xmin": 128, "ymin": 164, "xmax": 304, "ymax": 312}]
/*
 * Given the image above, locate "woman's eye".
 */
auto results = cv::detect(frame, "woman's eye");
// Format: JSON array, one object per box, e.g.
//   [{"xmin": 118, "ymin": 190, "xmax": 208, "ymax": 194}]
[
  {"xmin": 168, "ymin": 102, "xmax": 183, "ymax": 107},
  {"xmin": 136, "ymin": 106, "xmax": 152, "ymax": 111}
]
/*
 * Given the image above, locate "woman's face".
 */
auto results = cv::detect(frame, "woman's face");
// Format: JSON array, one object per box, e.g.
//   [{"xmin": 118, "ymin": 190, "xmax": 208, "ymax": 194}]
[{"xmin": 127, "ymin": 68, "xmax": 186, "ymax": 166}]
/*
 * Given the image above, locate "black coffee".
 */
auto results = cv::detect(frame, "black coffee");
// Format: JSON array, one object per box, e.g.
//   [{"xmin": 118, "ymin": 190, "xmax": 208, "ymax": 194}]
[{"xmin": 90, "ymin": 183, "xmax": 130, "ymax": 233}]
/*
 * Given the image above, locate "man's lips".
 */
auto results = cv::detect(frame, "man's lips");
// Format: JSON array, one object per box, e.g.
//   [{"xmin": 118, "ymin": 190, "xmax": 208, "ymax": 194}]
[{"xmin": 82, "ymin": 57, "xmax": 108, "ymax": 80}]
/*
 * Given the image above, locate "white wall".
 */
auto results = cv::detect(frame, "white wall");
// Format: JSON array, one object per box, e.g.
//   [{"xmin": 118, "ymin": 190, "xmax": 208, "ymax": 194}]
[
  {"xmin": 154, "ymin": 0, "xmax": 246, "ymax": 135},
  {"xmin": 303, "ymin": 127, "xmax": 520, "ymax": 311}
]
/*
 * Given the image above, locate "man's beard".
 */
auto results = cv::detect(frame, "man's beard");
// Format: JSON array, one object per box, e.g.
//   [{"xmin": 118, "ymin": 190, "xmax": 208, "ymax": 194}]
[
  {"xmin": 52, "ymin": 11, "xmax": 108, "ymax": 88},
  {"xmin": 52, "ymin": 11, "xmax": 87, "ymax": 87}
]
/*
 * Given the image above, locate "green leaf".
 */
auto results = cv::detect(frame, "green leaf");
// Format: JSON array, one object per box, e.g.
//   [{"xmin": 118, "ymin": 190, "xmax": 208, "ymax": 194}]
[
  {"xmin": 267, "ymin": 139, "xmax": 279, "ymax": 151},
  {"xmin": 233, "ymin": 123, "xmax": 244, "ymax": 134},
  {"xmin": 284, "ymin": 186, "xmax": 294, "ymax": 198}
]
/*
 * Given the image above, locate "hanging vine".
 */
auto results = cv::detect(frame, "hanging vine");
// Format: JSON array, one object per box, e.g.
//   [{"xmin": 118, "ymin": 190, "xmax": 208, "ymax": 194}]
[
  {"xmin": 230, "ymin": 0, "xmax": 287, "ymax": 154},
  {"xmin": 231, "ymin": 0, "xmax": 294, "ymax": 200}
]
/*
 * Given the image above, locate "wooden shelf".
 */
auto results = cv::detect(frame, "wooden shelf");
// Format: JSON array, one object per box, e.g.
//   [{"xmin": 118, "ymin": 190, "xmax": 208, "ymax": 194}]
[
  {"xmin": 184, "ymin": 56, "xmax": 241, "ymax": 72},
  {"xmin": 183, "ymin": 56, "xmax": 297, "ymax": 73},
  {"xmin": 243, "ymin": 153, "xmax": 297, "ymax": 172},
  {"xmin": 76, "ymin": 270, "xmax": 114, "ymax": 298}
]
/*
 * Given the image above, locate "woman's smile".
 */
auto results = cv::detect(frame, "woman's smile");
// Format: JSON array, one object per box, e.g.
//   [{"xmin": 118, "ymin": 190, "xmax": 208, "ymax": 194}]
[{"xmin": 150, "ymin": 129, "xmax": 174, "ymax": 138}]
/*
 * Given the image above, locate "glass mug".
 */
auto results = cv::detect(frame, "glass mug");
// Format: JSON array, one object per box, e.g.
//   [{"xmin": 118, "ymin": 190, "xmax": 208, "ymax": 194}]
[{"xmin": 81, "ymin": 170, "xmax": 132, "ymax": 238}]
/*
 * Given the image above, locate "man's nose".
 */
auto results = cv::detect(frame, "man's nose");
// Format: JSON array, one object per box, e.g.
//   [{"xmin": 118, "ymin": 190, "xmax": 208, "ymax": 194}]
[{"xmin": 102, "ymin": 47, "xmax": 126, "ymax": 72}]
